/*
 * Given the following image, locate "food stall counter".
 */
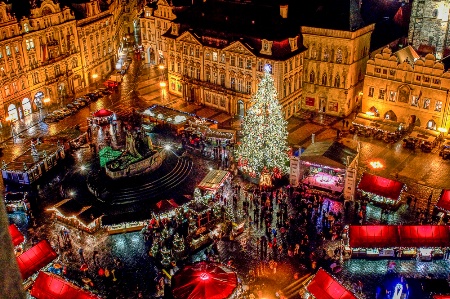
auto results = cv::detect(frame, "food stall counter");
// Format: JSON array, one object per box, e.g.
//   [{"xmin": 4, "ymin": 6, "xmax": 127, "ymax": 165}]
[
  {"xmin": 366, "ymin": 248, "xmax": 380, "ymax": 258},
  {"xmin": 380, "ymin": 248, "xmax": 395, "ymax": 257},
  {"xmin": 419, "ymin": 248, "xmax": 433, "ymax": 261}
]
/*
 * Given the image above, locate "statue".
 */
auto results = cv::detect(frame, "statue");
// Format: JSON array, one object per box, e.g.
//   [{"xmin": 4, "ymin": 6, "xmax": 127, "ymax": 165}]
[
  {"xmin": 2, "ymin": 160, "xmax": 7, "ymax": 170},
  {"xmin": 31, "ymin": 142, "xmax": 38, "ymax": 157},
  {"xmin": 126, "ymin": 131, "xmax": 142, "ymax": 158}
]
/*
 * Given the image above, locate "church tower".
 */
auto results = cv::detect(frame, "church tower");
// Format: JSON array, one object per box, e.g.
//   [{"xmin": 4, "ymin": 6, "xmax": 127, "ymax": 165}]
[{"xmin": 408, "ymin": 0, "xmax": 450, "ymax": 59}]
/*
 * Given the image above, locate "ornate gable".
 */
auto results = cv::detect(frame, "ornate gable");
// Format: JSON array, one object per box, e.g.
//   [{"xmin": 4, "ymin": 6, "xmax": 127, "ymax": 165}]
[
  {"xmin": 223, "ymin": 41, "xmax": 255, "ymax": 57},
  {"xmin": 176, "ymin": 31, "xmax": 202, "ymax": 45},
  {"xmin": 157, "ymin": 0, "xmax": 170, "ymax": 6}
]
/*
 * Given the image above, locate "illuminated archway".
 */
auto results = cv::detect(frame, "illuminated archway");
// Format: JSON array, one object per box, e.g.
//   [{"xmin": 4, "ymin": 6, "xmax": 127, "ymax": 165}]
[
  {"xmin": 7, "ymin": 104, "xmax": 18, "ymax": 121},
  {"xmin": 22, "ymin": 98, "xmax": 32, "ymax": 116}
]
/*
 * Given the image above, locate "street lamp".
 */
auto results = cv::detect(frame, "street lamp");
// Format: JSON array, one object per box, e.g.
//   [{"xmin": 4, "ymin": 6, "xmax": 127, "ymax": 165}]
[{"xmin": 92, "ymin": 73, "xmax": 98, "ymax": 89}]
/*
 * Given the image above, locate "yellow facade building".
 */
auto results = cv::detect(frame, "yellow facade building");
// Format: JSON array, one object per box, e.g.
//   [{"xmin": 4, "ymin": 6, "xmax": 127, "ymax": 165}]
[{"xmin": 362, "ymin": 47, "xmax": 450, "ymax": 131}]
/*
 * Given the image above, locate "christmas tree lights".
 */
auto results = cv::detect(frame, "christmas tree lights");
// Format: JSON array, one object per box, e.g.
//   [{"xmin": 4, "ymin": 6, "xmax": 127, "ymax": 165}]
[{"xmin": 237, "ymin": 65, "xmax": 289, "ymax": 177}]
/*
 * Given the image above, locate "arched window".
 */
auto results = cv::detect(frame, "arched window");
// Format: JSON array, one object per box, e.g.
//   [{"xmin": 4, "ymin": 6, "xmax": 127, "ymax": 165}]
[
  {"xmin": 334, "ymin": 75, "xmax": 340, "ymax": 87},
  {"xmin": 309, "ymin": 71, "xmax": 315, "ymax": 83},
  {"xmin": 322, "ymin": 73, "xmax": 327, "ymax": 85},
  {"xmin": 323, "ymin": 49, "xmax": 329, "ymax": 61},
  {"xmin": 336, "ymin": 48, "xmax": 343, "ymax": 64}
]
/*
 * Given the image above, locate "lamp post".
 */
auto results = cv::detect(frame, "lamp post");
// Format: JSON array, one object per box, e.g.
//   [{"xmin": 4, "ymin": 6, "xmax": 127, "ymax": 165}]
[
  {"xmin": 92, "ymin": 73, "xmax": 98, "ymax": 89},
  {"xmin": 160, "ymin": 81, "xmax": 167, "ymax": 102}
]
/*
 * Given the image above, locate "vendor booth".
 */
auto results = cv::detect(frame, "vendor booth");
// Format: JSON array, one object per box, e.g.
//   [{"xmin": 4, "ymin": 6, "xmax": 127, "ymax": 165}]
[
  {"xmin": 9, "ymin": 224, "xmax": 24, "ymax": 247},
  {"xmin": 357, "ymin": 173, "xmax": 405, "ymax": 208},
  {"xmin": 198, "ymin": 169, "xmax": 231, "ymax": 193},
  {"xmin": 172, "ymin": 262, "xmax": 238, "ymax": 299},
  {"xmin": 4, "ymin": 191, "xmax": 29, "ymax": 212},
  {"xmin": 436, "ymin": 190, "xmax": 450, "ymax": 213},
  {"xmin": 30, "ymin": 271, "xmax": 101, "ymax": 299},
  {"xmin": 352, "ymin": 113, "xmax": 405, "ymax": 141},
  {"xmin": 306, "ymin": 268, "xmax": 357, "ymax": 299},
  {"xmin": 435, "ymin": 296, "xmax": 450, "ymax": 299},
  {"xmin": 16, "ymin": 240, "xmax": 58, "ymax": 280},
  {"xmin": 299, "ymin": 141, "xmax": 359, "ymax": 200},
  {"xmin": 347, "ymin": 225, "xmax": 450, "ymax": 260},
  {"xmin": 47, "ymin": 199, "xmax": 103, "ymax": 233},
  {"xmin": 91, "ymin": 109, "xmax": 114, "ymax": 125}
]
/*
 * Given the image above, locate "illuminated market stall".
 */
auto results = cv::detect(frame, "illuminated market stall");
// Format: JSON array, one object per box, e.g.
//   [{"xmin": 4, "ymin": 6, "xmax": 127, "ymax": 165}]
[
  {"xmin": 198, "ymin": 169, "xmax": 231, "ymax": 197},
  {"xmin": 30, "ymin": 271, "xmax": 101, "ymax": 299},
  {"xmin": 172, "ymin": 262, "xmax": 238, "ymax": 299},
  {"xmin": 8, "ymin": 224, "xmax": 24, "ymax": 248},
  {"xmin": 16, "ymin": 240, "xmax": 58, "ymax": 280},
  {"xmin": 357, "ymin": 172, "xmax": 405, "ymax": 208},
  {"xmin": 1, "ymin": 141, "xmax": 65, "ymax": 185},
  {"xmin": 47, "ymin": 198, "xmax": 103, "ymax": 233},
  {"xmin": 300, "ymin": 141, "xmax": 359, "ymax": 200},
  {"xmin": 347, "ymin": 225, "xmax": 450, "ymax": 260},
  {"xmin": 90, "ymin": 108, "xmax": 114, "ymax": 125},
  {"xmin": 305, "ymin": 268, "xmax": 357, "ymax": 299},
  {"xmin": 4, "ymin": 191, "xmax": 29, "ymax": 212}
]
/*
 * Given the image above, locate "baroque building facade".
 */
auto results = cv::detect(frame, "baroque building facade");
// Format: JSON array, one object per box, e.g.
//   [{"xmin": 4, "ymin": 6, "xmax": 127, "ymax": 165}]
[
  {"xmin": 301, "ymin": 24, "xmax": 375, "ymax": 117},
  {"xmin": 362, "ymin": 47, "xmax": 450, "ymax": 130},
  {"xmin": 141, "ymin": 1, "xmax": 304, "ymax": 119},
  {"xmin": 408, "ymin": 0, "xmax": 450, "ymax": 59},
  {"xmin": 0, "ymin": 0, "xmax": 137, "ymax": 123}
]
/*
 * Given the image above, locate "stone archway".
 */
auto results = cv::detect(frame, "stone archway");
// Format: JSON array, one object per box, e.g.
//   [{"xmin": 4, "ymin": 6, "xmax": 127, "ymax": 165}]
[
  {"xmin": 384, "ymin": 110, "xmax": 397, "ymax": 121},
  {"xmin": 369, "ymin": 106, "xmax": 379, "ymax": 116},
  {"xmin": 21, "ymin": 98, "xmax": 32, "ymax": 116},
  {"xmin": 7, "ymin": 104, "xmax": 18, "ymax": 121},
  {"xmin": 427, "ymin": 119, "xmax": 436, "ymax": 130}
]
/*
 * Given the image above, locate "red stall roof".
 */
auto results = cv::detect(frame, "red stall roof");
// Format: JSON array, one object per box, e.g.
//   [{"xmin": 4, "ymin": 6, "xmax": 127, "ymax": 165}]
[
  {"xmin": 399, "ymin": 225, "xmax": 450, "ymax": 247},
  {"xmin": 307, "ymin": 268, "xmax": 357, "ymax": 299},
  {"xmin": 349, "ymin": 225, "xmax": 400, "ymax": 248},
  {"xmin": 31, "ymin": 272, "xmax": 100, "ymax": 299},
  {"xmin": 357, "ymin": 173, "xmax": 404, "ymax": 201},
  {"xmin": 434, "ymin": 296, "xmax": 450, "ymax": 299},
  {"xmin": 9, "ymin": 224, "xmax": 24, "ymax": 246},
  {"xmin": 16, "ymin": 240, "xmax": 58, "ymax": 280},
  {"xmin": 93, "ymin": 109, "xmax": 113, "ymax": 118},
  {"xmin": 437, "ymin": 190, "xmax": 450, "ymax": 212}
]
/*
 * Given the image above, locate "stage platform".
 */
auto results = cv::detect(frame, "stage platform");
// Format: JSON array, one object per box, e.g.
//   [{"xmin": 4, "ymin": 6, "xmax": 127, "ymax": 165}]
[{"xmin": 302, "ymin": 172, "xmax": 344, "ymax": 193}]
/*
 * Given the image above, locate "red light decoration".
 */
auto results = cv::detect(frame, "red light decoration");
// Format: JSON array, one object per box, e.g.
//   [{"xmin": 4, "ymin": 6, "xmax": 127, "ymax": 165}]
[{"xmin": 199, "ymin": 273, "xmax": 209, "ymax": 280}]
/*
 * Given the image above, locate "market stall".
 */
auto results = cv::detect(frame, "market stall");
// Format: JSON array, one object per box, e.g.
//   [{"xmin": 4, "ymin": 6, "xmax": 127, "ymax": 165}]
[
  {"xmin": 47, "ymin": 199, "xmax": 103, "ymax": 233},
  {"xmin": 172, "ymin": 262, "xmax": 238, "ymax": 299},
  {"xmin": 347, "ymin": 225, "xmax": 450, "ymax": 260},
  {"xmin": 299, "ymin": 141, "xmax": 359, "ymax": 200},
  {"xmin": 9, "ymin": 224, "xmax": 24, "ymax": 247},
  {"xmin": 30, "ymin": 271, "xmax": 101, "ymax": 299},
  {"xmin": 436, "ymin": 190, "xmax": 450, "ymax": 213},
  {"xmin": 102, "ymin": 212, "xmax": 148, "ymax": 235},
  {"xmin": 357, "ymin": 173, "xmax": 405, "ymax": 208},
  {"xmin": 91, "ymin": 109, "xmax": 114, "ymax": 125},
  {"xmin": 4, "ymin": 191, "xmax": 29, "ymax": 212},
  {"xmin": 16, "ymin": 240, "xmax": 58, "ymax": 280},
  {"xmin": 1, "ymin": 141, "xmax": 65, "ymax": 185},
  {"xmin": 306, "ymin": 268, "xmax": 357, "ymax": 299},
  {"xmin": 198, "ymin": 169, "xmax": 231, "ymax": 194}
]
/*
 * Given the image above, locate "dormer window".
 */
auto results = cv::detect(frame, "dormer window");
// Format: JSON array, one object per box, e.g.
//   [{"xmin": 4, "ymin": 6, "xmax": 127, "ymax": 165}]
[
  {"xmin": 289, "ymin": 37, "xmax": 298, "ymax": 52},
  {"xmin": 260, "ymin": 39, "xmax": 273, "ymax": 55},
  {"xmin": 24, "ymin": 23, "xmax": 29, "ymax": 33},
  {"xmin": 171, "ymin": 23, "xmax": 180, "ymax": 36}
]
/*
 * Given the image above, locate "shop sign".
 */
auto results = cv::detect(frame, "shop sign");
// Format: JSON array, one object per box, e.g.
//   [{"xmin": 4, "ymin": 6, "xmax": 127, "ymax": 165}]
[{"xmin": 305, "ymin": 97, "xmax": 315, "ymax": 106}]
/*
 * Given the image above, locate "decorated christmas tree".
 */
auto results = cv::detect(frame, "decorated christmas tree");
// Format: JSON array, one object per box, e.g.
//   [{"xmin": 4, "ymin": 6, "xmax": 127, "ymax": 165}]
[
  {"xmin": 236, "ymin": 65, "xmax": 289, "ymax": 178},
  {"xmin": 173, "ymin": 233, "xmax": 185, "ymax": 256}
]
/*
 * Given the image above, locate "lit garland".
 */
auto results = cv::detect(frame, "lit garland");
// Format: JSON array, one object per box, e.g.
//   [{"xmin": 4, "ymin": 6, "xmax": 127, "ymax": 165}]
[{"xmin": 236, "ymin": 66, "xmax": 289, "ymax": 177}]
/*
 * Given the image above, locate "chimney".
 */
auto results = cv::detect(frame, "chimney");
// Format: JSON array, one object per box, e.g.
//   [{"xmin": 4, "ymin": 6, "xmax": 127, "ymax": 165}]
[{"xmin": 280, "ymin": 4, "xmax": 288, "ymax": 19}]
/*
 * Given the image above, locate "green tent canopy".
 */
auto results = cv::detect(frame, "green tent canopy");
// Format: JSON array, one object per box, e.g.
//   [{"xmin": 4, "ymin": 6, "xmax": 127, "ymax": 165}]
[{"xmin": 99, "ymin": 146, "xmax": 122, "ymax": 167}]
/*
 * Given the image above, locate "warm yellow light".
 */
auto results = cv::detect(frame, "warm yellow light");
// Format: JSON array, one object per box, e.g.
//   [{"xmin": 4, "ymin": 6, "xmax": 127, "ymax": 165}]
[
  {"xmin": 366, "ymin": 111, "xmax": 375, "ymax": 116},
  {"xmin": 158, "ymin": 64, "xmax": 165, "ymax": 70},
  {"xmin": 369, "ymin": 160, "xmax": 384, "ymax": 169},
  {"xmin": 5, "ymin": 116, "xmax": 10, "ymax": 121},
  {"xmin": 160, "ymin": 81, "xmax": 166, "ymax": 87},
  {"xmin": 43, "ymin": 98, "xmax": 50, "ymax": 103},
  {"xmin": 92, "ymin": 73, "xmax": 98, "ymax": 79},
  {"xmin": 438, "ymin": 127, "xmax": 448, "ymax": 133}
]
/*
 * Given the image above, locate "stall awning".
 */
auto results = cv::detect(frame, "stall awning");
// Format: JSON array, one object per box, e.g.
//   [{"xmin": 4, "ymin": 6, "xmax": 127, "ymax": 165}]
[
  {"xmin": 30, "ymin": 271, "xmax": 100, "ymax": 299},
  {"xmin": 398, "ymin": 225, "xmax": 450, "ymax": 248},
  {"xmin": 198, "ymin": 170, "xmax": 230, "ymax": 191},
  {"xmin": 300, "ymin": 141, "xmax": 358, "ymax": 169},
  {"xmin": 357, "ymin": 173, "xmax": 404, "ymax": 201},
  {"xmin": 434, "ymin": 295, "xmax": 450, "ymax": 299},
  {"xmin": 93, "ymin": 109, "xmax": 113, "ymax": 118},
  {"xmin": 437, "ymin": 190, "xmax": 450, "ymax": 212},
  {"xmin": 349, "ymin": 225, "xmax": 400, "ymax": 248},
  {"xmin": 16, "ymin": 240, "xmax": 58, "ymax": 280},
  {"xmin": 307, "ymin": 268, "xmax": 357, "ymax": 299},
  {"xmin": 9, "ymin": 224, "xmax": 24, "ymax": 246}
]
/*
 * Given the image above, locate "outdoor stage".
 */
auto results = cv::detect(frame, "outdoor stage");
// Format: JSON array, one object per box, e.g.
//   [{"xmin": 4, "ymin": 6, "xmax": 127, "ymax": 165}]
[{"xmin": 302, "ymin": 172, "xmax": 344, "ymax": 193}]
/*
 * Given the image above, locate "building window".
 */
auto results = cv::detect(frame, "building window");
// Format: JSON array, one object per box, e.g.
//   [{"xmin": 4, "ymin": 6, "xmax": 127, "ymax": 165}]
[
  {"xmin": 4, "ymin": 85, "xmax": 10, "ymax": 96},
  {"xmin": 390, "ymin": 70, "xmax": 395, "ymax": 76},
  {"xmin": 196, "ymin": 68, "xmax": 200, "ymax": 79},
  {"xmin": 220, "ymin": 98, "xmax": 225, "ymax": 107},
  {"xmin": 378, "ymin": 89, "xmax": 385, "ymax": 100},
  {"xmin": 6, "ymin": 46, "xmax": 11, "ymax": 56},
  {"xmin": 230, "ymin": 56, "xmax": 235, "ymax": 66},
  {"xmin": 321, "ymin": 73, "xmax": 327, "ymax": 85},
  {"xmin": 238, "ymin": 57, "xmax": 243, "ymax": 68},
  {"xmin": 323, "ymin": 49, "xmax": 329, "ymax": 61},
  {"xmin": 375, "ymin": 68, "xmax": 381, "ymax": 73},
  {"xmin": 309, "ymin": 71, "xmax": 315, "ymax": 83},
  {"xmin": 423, "ymin": 77, "xmax": 430, "ymax": 83},
  {"xmin": 416, "ymin": 75, "xmax": 421, "ymax": 81},
  {"xmin": 334, "ymin": 75, "xmax": 340, "ymax": 87},
  {"xmin": 433, "ymin": 78, "xmax": 441, "ymax": 84},
  {"xmin": 423, "ymin": 98, "xmax": 430, "ymax": 109},
  {"xmin": 12, "ymin": 81, "xmax": 17, "ymax": 92},
  {"xmin": 183, "ymin": 45, "xmax": 187, "ymax": 55},
  {"xmin": 238, "ymin": 79, "xmax": 243, "ymax": 92},
  {"xmin": 389, "ymin": 91, "xmax": 396, "ymax": 102},
  {"xmin": 206, "ymin": 70, "xmax": 210, "ymax": 82},
  {"xmin": 190, "ymin": 46, "xmax": 194, "ymax": 56},
  {"xmin": 205, "ymin": 52, "xmax": 210, "ymax": 60},
  {"xmin": 195, "ymin": 48, "xmax": 199, "ymax": 58},
  {"xmin": 382, "ymin": 69, "xmax": 387, "ymax": 75},
  {"xmin": 336, "ymin": 48, "xmax": 343, "ymax": 63},
  {"xmin": 257, "ymin": 60, "xmax": 263, "ymax": 72},
  {"xmin": 368, "ymin": 87, "xmax": 374, "ymax": 97},
  {"xmin": 231, "ymin": 77, "xmax": 235, "ymax": 89},
  {"xmin": 220, "ymin": 73, "xmax": 225, "ymax": 86},
  {"xmin": 411, "ymin": 96, "xmax": 419, "ymax": 106},
  {"xmin": 246, "ymin": 81, "xmax": 251, "ymax": 94},
  {"xmin": 220, "ymin": 53, "xmax": 225, "ymax": 63},
  {"xmin": 436, "ymin": 100, "xmax": 443, "ymax": 112},
  {"xmin": 246, "ymin": 59, "xmax": 252, "ymax": 70},
  {"xmin": 212, "ymin": 52, "xmax": 217, "ymax": 62}
]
